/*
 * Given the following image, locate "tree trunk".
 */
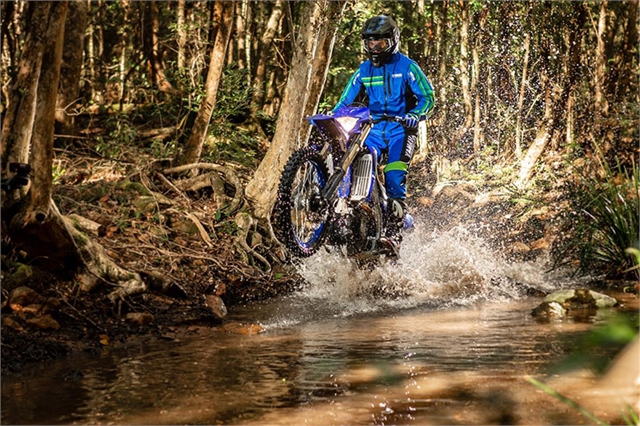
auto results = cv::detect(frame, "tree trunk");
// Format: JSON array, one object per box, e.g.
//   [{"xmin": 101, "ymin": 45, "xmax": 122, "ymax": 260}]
[
  {"xmin": 251, "ymin": 0, "xmax": 285, "ymax": 113},
  {"xmin": 594, "ymin": 0, "xmax": 609, "ymax": 125},
  {"xmin": 302, "ymin": 0, "xmax": 347, "ymax": 141},
  {"xmin": 516, "ymin": 19, "xmax": 552, "ymax": 188},
  {"xmin": 516, "ymin": 83, "xmax": 552, "ymax": 188},
  {"xmin": 615, "ymin": 0, "xmax": 638, "ymax": 103},
  {"xmin": 1, "ymin": 2, "xmax": 51, "ymax": 178},
  {"xmin": 176, "ymin": 0, "xmax": 186, "ymax": 70},
  {"xmin": 458, "ymin": 2, "xmax": 473, "ymax": 137},
  {"xmin": 174, "ymin": 1, "xmax": 234, "ymax": 167},
  {"xmin": 7, "ymin": 2, "xmax": 81, "ymax": 274},
  {"xmin": 86, "ymin": 0, "xmax": 96, "ymax": 101},
  {"xmin": 245, "ymin": 0, "xmax": 326, "ymax": 220},
  {"xmin": 515, "ymin": 31, "xmax": 531, "ymax": 158},
  {"xmin": 4, "ymin": 2, "xmax": 147, "ymax": 298},
  {"xmin": 55, "ymin": 0, "xmax": 88, "ymax": 137},
  {"xmin": 435, "ymin": 1, "xmax": 449, "ymax": 151},
  {"xmin": 235, "ymin": 1, "xmax": 247, "ymax": 70},
  {"xmin": 472, "ymin": 6, "xmax": 487, "ymax": 153},
  {"xmin": 560, "ymin": 3, "xmax": 586, "ymax": 148},
  {"xmin": 143, "ymin": 0, "xmax": 173, "ymax": 93}
]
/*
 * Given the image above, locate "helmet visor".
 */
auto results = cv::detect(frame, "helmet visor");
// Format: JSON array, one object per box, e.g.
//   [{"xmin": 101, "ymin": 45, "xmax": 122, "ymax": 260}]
[{"xmin": 364, "ymin": 37, "xmax": 391, "ymax": 53}]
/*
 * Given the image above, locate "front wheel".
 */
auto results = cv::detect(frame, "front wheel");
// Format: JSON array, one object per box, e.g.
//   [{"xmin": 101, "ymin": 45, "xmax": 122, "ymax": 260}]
[{"xmin": 273, "ymin": 146, "xmax": 332, "ymax": 257}]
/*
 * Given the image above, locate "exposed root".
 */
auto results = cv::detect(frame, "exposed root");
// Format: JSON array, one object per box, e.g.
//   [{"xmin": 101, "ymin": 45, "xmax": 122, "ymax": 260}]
[
  {"xmin": 163, "ymin": 162, "xmax": 244, "ymax": 216},
  {"xmin": 58, "ymin": 213, "xmax": 147, "ymax": 301},
  {"xmin": 234, "ymin": 212, "xmax": 271, "ymax": 274}
]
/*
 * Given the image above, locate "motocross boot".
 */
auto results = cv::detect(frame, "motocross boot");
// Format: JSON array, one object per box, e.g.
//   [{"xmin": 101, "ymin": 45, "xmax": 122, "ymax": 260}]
[{"xmin": 379, "ymin": 198, "xmax": 407, "ymax": 257}]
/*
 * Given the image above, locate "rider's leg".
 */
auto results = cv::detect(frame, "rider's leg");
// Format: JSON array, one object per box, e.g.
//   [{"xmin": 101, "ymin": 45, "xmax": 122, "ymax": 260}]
[{"xmin": 383, "ymin": 125, "xmax": 418, "ymax": 241}]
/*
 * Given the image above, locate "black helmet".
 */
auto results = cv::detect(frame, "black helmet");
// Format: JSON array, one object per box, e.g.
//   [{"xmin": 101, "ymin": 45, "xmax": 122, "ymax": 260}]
[{"xmin": 361, "ymin": 15, "xmax": 400, "ymax": 67}]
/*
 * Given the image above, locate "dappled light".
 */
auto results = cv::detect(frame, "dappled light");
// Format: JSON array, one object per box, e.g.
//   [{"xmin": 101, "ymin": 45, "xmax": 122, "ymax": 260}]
[{"xmin": 1, "ymin": 1, "xmax": 637, "ymax": 424}]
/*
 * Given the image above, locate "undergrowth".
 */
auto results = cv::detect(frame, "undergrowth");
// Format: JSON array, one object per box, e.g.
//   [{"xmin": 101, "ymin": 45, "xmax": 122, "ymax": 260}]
[{"xmin": 557, "ymin": 145, "xmax": 640, "ymax": 280}]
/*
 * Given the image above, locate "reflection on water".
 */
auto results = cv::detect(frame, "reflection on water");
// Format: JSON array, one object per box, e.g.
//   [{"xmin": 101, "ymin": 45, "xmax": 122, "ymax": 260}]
[
  {"xmin": 1, "ymin": 224, "xmax": 633, "ymax": 425},
  {"xmin": 2, "ymin": 300, "xmax": 624, "ymax": 425}
]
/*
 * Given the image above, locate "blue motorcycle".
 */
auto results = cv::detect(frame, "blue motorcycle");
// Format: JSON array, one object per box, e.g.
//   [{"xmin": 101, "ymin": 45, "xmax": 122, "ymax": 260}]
[{"xmin": 272, "ymin": 106, "xmax": 413, "ymax": 261}]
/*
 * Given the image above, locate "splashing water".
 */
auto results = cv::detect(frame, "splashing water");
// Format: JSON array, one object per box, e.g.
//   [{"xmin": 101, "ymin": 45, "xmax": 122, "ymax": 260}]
[{"xmin": 283, "ymin": 223, "xmax": 575, "ymax": 322}]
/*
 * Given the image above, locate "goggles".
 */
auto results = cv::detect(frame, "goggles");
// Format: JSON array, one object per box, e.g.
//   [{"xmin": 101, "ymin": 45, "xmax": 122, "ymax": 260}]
[{"xmin": 363, "ymin": 37, "xmax": 391, "ymax": 53}]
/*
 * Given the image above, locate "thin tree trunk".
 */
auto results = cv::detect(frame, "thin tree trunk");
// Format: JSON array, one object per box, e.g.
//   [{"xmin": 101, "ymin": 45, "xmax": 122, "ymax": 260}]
[
  {"xmin": 561, "ymin": 4, "xmax": 586, "ymax": 148},
  {"xmin": 55, "ymin": 0, "xmax": 87, "ymax": 136},
  {"xmin": 245, "ymin": 0, "xmax": 326, "ymax": 219},
  {"xmin": 235, "ymin": 1, "xmax": 246, "ymax": 70},
  {"xmin": 174, "ymin": 1, "xmax": 234, "ymax": 167},
  {"xmin": 251, "ymin": 0, "xmax": 284, "ymax": 113},
  {"xmin": 436, "ymin": 1, "xmax": 448, "ymax": 152},
  {"xmin": 30, "ymin": 2, "xmax": 68, "ymax": 213},
  {"xmin": 243, "ymin": 0, "xmax": 252, "ymax": 83},
  {"xmin": 458, "ymin": 2, "xmax": 473, "ymax": 136},
  {"xmin": 472, "ymin": 6, "xmax": 487, "ymax": 153},
  {"xmin": 615, "ymin": 0, "xmax": 638, "ymax": 102},
  {"xmin": 517, "ymin": 20, "xmax": 552, "ymax": 188},
  {"xmin": 118, "ymin": 0, "xmax": 130, "ymax": 105},
  {"xmin": 86, "ymin": 0, "xmax": 95, "ymax": 101},
  {"xmin": 517, "ymin": 82, "xmax": 552, "ymax": 188},
  {"xmin": 302, "ymin": 0, "xmax": 347, "ymax": 141},
  {"xmin": 515, "ymin": 31, "xmax": 530, "ymax": 158},
  {"xmin": 1, "ymin": 2, "xmax": 51, "ymax": 177},
  {"xmin": 177, "ymin": 0, "xmax": 186, "ymax": 70},
  {"xmin": 143, "ymin": 0, "xmax": 173, "ymax": 93},
  {"xmin": 594, "ymin": 0, "xmax": 609, "ymax": 124}
]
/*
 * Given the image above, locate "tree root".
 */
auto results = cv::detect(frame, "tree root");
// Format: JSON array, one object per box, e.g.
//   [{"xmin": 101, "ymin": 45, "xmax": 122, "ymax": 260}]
[
  {"xmin": 61, "ymin": 214, "xmax": 147, "ymax": 301},
  {"xmin": 234, "ymin": 212, "xmax": 271, "ymax": 274},
  {"xmin": 163, "ymin": 162, "xmax": 244, "ymax": 216}
]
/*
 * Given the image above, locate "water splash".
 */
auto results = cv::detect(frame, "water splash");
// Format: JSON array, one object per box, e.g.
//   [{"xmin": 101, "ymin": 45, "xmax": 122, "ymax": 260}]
[{"xmin": 294, "ymin": 223, "xmax": 573, "ymax": 314}]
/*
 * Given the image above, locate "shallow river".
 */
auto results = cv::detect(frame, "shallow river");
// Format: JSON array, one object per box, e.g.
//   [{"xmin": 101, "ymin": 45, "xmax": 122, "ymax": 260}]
[{"xmin": 2, "ymin": 226, "xmax": 637, "ymax": 425}]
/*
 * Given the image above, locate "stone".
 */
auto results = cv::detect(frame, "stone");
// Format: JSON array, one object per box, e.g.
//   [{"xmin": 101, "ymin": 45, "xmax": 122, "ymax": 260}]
[
  {"xmin": 204, "ymin": 295, "xmax": 227, "ymax": 319},
  {"xmin": 544, "ymin": 289, "xmax": 617, "ymax": 309},
  {"xmin": 125, "ymin": 312, "xmax": 154, "ymax": 326},
  {"xmin": 222, "ymin": 322, "xmax": 264, "ymax": 335},
  {"xmin": 532, "ymin": 289, "xmax": 618, "ymax": 318},
  {"xmin": 9, "ymin": 286, "xmax": 44, "ymax": 312},
  {"xmin": 531, "ymin": 301, "xmax": 567, "ymax": 318},
  {"xmin": 2, "ymin": 315, "xmax": 25, "ymax": 332},
  {"xmin": 26, "ymin": 314, "xmax": 60, "ymax": 330}
]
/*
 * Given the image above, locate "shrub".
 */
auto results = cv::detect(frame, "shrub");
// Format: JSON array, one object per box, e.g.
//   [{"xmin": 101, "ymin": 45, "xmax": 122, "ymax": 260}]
[{"xmin": 559, "ymin": 146, "xmax": 639, "ymax": 280}]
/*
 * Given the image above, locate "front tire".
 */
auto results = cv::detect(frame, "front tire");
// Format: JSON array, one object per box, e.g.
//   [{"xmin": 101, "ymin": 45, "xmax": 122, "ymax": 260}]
[{"xmin": 273, "ymin": 146, "xmax": 332, "ymax": 257}]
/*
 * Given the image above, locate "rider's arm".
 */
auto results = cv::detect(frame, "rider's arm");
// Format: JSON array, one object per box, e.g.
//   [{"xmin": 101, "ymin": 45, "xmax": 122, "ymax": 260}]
[
  {"xmin": 333, "ymin": 69, "xmax": 364, "ymax": 112},
  {"xmin": 406, "ymin": 61, "xmax": 435, "ymax": 119}
]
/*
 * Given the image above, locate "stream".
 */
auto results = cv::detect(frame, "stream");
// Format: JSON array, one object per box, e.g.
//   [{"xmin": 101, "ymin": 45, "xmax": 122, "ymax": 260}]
[{"xmin": 2, "ymin": 225, "xmax": 637, "ymax": 425}]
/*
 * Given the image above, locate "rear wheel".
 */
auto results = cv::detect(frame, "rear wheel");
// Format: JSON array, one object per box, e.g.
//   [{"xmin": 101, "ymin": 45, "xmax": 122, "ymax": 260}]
[{"xmin": 273, "ymin": 147, "xmax": 331, "ymax": 257}]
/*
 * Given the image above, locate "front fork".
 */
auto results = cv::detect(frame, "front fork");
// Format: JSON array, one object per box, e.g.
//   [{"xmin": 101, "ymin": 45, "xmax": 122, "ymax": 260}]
[{"xmin": 320, "ymin": 124, "xmax": 373, "ymax": 205}]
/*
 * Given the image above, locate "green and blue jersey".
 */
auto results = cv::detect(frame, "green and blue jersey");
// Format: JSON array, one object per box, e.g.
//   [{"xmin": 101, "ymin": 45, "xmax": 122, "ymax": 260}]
[{"xmin": 334, "ymin": 53, "xmax": 434, "ymax": 119}]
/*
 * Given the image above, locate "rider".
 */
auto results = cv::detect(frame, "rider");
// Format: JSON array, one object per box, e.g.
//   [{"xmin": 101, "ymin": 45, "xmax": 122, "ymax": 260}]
[{"xmin": 333, "ymin": 15, "xmax": 435, "ymax": 252}]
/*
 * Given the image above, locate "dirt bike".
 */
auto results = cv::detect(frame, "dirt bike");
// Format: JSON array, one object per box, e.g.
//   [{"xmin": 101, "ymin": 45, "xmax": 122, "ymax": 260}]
[{"xmin": 272, "ymin": 106, "xmax": 414, "ymax": 262}]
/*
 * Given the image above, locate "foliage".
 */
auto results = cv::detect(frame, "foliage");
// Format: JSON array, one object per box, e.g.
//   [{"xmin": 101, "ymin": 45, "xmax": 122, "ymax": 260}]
[
  {"xmin": 211, "ymin": 64, "xmax": 252, "ymax": 122},
  {"xmin": 557, "ymin": 146, "xmax": 639, "ymax": 279},
  {"xmin": 203, "ymin": 65, "xmax": 261, "ymax": 168}
]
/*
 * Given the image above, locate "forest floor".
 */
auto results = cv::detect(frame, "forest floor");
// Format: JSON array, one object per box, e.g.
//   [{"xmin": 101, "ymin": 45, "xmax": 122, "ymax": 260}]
[{"xmin": 1, "ymin": 122, "xmax": 636, "ymax": 377}]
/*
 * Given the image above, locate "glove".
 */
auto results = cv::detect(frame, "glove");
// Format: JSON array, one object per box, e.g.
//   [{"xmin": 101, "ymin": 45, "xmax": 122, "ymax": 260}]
[{"xmin": 403, "ymin": 113, "xmax": 419, "ymax": 129}]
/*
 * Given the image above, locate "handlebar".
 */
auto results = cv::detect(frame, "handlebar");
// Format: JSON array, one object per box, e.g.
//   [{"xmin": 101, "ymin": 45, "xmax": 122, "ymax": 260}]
[{"xmin": 372, "ymin": 114, "xmax": 405, "ymax": 124}]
